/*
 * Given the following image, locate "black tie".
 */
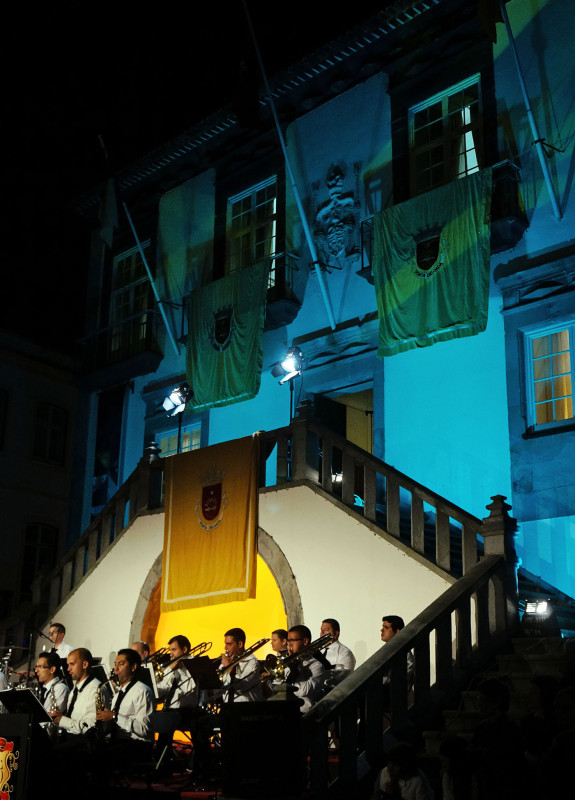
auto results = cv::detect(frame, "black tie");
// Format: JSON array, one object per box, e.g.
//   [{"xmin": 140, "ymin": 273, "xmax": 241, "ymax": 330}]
[
  {"xmin": 67, "ymin": 686, "xmax": 79, "ymax": 715},
  {"xmin": 40, "ymin": 686, "xmax": 47, "ymax": 704}
]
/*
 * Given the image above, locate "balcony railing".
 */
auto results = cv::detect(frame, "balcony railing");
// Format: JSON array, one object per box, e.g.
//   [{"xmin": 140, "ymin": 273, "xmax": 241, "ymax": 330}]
[{"xmin": 357, "ymin": 160, "xmax": 527, "ymax": 282}]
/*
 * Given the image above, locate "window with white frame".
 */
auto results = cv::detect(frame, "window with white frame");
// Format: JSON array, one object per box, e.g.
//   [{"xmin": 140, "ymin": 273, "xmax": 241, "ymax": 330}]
[
  {"xmin": 228, "ymin": 177, "xmax": 277, "ymax": 287},
  {"xmin": 525, "ymin": 324, "xmax": 574, "ymax": 429},
  {"xmin": 158, "ymin": 425, "xmax": 201, "ymax": 458},
  {"xmin": 111, "ymin": 242, "xmax": 153, "ymax": 355},
  {"xmin": 409, "ymin": 75, "xmax": 481, "ymax": 196}
]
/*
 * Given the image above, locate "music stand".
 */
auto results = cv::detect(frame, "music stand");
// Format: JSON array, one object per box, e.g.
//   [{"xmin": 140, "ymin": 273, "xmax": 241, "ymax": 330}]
[
  {"xmin": 0, "ymin": 688, "xmax": 52, "ymax": 724},
  {"xmin": 182, "ymin": 656, "xmax": 222, "ymax": 691}
]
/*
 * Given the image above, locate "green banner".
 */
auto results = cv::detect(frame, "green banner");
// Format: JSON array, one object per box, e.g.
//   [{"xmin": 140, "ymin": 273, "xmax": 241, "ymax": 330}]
[
  {"xmin": 187, "ymin": 262, "xmax": 269, "ymax": 410},
  {"xmin": 373, "ymin": 169, "xmax": 492, "ymax": 357}
]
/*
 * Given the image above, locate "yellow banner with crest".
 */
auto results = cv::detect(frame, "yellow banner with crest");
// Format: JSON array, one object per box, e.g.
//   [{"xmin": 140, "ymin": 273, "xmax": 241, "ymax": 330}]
[{"xmin": 161, "ymin": 435, "xmax": 258, "ymax": 611}]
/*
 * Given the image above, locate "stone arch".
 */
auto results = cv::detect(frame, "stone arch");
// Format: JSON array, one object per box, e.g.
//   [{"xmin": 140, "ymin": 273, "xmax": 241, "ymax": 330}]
[{"xmin": 129, "ymin": 527, "xmax": 303, "ymax": 642}]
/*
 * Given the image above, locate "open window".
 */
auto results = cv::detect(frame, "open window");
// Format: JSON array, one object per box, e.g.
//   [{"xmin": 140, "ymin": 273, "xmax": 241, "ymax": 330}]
[{"xmin": 409, "ymin": 74, "xmax": 482, "ymax": 196}]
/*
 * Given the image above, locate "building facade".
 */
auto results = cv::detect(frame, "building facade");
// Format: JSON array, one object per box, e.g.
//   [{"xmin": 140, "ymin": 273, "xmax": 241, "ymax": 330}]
[{"xmin": 71, "ymin": 0, "xmax": 574, "ymax": 604}]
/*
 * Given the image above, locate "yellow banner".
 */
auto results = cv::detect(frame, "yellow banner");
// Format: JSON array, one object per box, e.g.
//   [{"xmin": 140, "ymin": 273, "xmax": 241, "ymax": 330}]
[{"xmin": 161, "ymin": 435, "xmax": 258, "ymax": 611}]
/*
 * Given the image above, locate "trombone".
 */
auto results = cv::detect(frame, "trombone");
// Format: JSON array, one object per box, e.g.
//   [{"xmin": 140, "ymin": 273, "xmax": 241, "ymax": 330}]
[
  {"xmin": 149, "ymin": 641, "xmax": 212, "ymax": 681},
  {"xmin": 218, "ymin": 638, "xmax": 270, "ymax": 679}
]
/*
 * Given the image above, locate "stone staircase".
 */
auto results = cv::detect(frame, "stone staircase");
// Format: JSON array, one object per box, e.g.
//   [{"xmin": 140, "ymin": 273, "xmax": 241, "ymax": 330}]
[{"xmin": 425, "ymin": 635, "xmax": 566, "ymax": 755}]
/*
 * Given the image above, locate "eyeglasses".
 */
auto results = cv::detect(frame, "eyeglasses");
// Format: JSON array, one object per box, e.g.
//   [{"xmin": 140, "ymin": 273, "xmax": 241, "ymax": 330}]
[
  {"xmin": 287, "ymin": 638, "xmax": 302, "ymax": 643},
  {"xmin": 35, "ymin": 664, "xmax": 50, "ymax": 669}
]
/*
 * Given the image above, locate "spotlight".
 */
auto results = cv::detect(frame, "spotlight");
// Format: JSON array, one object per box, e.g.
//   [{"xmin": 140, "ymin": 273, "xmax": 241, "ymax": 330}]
[
  {"xmin": 278, "ymin": 346, "xmax": 304, "ymax": 385},
  {"xmin": 163, "ymin": 382, "xmax": 192, "ymax": 417},
  {"xmin": 521, "ymin": 597, "xmax": 561, "ymax": 637}
]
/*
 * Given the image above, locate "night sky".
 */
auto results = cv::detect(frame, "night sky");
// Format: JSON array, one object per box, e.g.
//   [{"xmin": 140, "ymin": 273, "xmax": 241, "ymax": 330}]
[{"xmin": 2, "ymin": 0, "xmax": 388, "ymax": 350}]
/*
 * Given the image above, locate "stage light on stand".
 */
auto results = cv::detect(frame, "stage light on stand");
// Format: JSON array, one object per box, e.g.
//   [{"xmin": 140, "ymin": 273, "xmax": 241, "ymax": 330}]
[
  {"xmin": 162, "ymin": 382, "xmax": 193, "ymax": 454},
  {"xmin": 279, "ymin": 346, "xmax": 304, "ymax": 385},
  {"xmin": 163, "ymin": 383, "xmax": 192, "ymax": 417}
]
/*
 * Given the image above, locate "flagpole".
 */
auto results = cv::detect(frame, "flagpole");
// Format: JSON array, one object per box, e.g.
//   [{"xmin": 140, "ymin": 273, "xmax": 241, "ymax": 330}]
[
  {"xmin": 499, "ymin": 0, "xmax": 562, "ymax": 220},
  {"xmin": 122, "ymin": 202, "xmax": 181, "ymax": 356},
  {"xmin": 242, "ymin": 1, "xmax": 337, "ymax": 331}
]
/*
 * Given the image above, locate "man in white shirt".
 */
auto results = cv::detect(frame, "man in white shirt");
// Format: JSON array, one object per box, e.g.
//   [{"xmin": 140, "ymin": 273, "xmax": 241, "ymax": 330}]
[
  {"xmin": 48, "ymin": 622, "xmax": 73, "ymax": 659},
  {"xmin": 156, "ymin": 635, "xmax": 199, "ymax": 710},
  {"xmin": 319, "ymin": 618, "xmax": 356, "ymax": 675},
  {"xmin": 50, "ymin": 648, "xmax": 101, "ymax": 736},
  {"xmin": 35, "ymin": 651, "xmax": 69, "ymax": 714},
  {"xmin": 286, "ymin": 625, "xmax": 324, "ymax": 713},
  {"xmin": 97, "ymin": 648, "xmax": 154, "ymax": 744},
  {"xmin": 218, "ymin": 628, "xmax": 263, "ymax": 703}
]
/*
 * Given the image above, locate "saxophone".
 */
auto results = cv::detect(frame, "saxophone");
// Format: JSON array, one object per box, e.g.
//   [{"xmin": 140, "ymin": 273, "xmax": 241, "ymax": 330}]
[{"xmin": 94, "ymin": 670, "xmax": 117, "ymax": 742}]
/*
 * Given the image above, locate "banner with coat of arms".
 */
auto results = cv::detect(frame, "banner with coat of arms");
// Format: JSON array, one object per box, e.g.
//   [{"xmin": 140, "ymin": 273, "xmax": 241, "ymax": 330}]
[
  {"xmin": 186, "ymin": 261, "xmax": 269, "ymax": 411},
  {"xmin": 161, "ymin": 435, "xmax": 259, "ymax": 611},
  {"xmin": 373, "ymin": 168, "xmax": 492, "ymax": 357}
]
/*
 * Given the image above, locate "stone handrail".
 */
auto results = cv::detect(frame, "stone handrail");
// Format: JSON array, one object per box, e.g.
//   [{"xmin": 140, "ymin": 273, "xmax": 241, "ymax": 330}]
[
  {"xmin": 302, "ymin": 553, "xmax": 510, "ymax": 798},
  {"xmin": 259, "ymin": 419, "xmax": 489, "ymax": 577}
]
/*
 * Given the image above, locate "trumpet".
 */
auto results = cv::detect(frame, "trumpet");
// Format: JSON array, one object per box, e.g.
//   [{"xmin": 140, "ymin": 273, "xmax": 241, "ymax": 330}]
[
  {"xmin": 218, "ymin": 638, "xmax": 270, "ymax": 678},
  {"xmin": 261, "ymin": 632, "xmax": 335, "ymax": 683}
]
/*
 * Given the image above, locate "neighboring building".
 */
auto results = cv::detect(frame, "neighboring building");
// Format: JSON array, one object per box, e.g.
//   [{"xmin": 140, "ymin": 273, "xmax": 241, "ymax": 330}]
[
  {"xmin": 0, "ymin": 330, "xmax": 79, "ymax": 641},
  {"xmin": 63, "ymin": 0, "xmax": 574, "ymax": 607}
]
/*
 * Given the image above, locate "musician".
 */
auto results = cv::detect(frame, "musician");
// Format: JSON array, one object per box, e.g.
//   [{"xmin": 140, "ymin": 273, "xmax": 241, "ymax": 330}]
[
  {"xmin": 48, "ymin": 622, "xmax": 73, "ymax": 658},
  {"xmin": 96, "ymin": 649, "xmax": 154, "ymax": 758},
  {"xmin": 130, "ymin": 640, "xmax": 151, "ymax": 663},
  {"xmin": 218, "ymin": 627, "xmax": 263, "ymax": 702},
  {"xmin": 381, "ymin": 614, "xmax": 414, "ymax": 688},
  {"xmin": 319, "ymin": 618, "xmax": 356, "ymax": 674},
  {"xmin": 271, "ymin": 628, "xmax": 289, "ymax": 656},
  {"xmin": 35, "ymin": 651, "xmax": 69, "ymax": 714},
  {"xmin": 286, "ymin": 625, "xmax": 324, "ymax": 713},
  {"xmin": 50, "ymin": 648, "xmax": 101, "ymax": 736},
  {"xmin": 156, "ymin": 635, "xmax": 199, "ymax": 710}
]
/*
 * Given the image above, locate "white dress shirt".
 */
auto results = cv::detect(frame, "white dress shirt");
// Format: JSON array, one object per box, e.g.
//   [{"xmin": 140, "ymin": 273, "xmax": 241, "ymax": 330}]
[
  {"xmin": 41, "ymin": 677, "xmax": 69, "ymax": 714},
  {"xmin": 156, "ymin": 663, "xmax": 198, "ymax": 709},
  {"xmin": 110, "ymin": 680, "xmax": 154, "ymax": 742},
  {"xmin": 59, "ymin": 673, "xmax": 101, "ymax": 735},
  {"xmin": 220, "ymin": 653, "xmax": 263, "ymax": 703},
  {"xmin": 287, "ymin": 655, "xmax": 324, "ymax": 713},
  {"xmin": 52, "ymin": 641, "xmax": 73, "ymax": 658},
  {"xmin": 323, "ymin": 639, "xmax": 356, "ymax": 672}
]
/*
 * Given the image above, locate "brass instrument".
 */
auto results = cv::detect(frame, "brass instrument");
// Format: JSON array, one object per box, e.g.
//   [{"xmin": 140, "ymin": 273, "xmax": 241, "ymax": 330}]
[
  {"xmin": 93, "ymin": 669, "xmax": 118, "ymax": 742},
  {"xmin": 261, "ymin": 633, "xmax": 335, "ymax": 684},
  {"xmin": 151, "ymin": 641, "xmax": 213, "ymax": 681},
  {"xmin": 218, "ymin": 638, "xmax": 270, "ymax": 679}
]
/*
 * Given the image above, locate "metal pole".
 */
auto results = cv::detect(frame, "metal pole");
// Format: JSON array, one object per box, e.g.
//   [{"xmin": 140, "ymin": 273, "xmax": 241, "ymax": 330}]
[
  {"xmin": 122, "ymin": 202, "xmax": 181, "ymax": 355},
  {"xmin": 242, "ymin": 1, "xmax": 337, "ymax": 331},
  {"xmin": 499, "ymin": 0, "xmax": 562, "ymax": 220}
]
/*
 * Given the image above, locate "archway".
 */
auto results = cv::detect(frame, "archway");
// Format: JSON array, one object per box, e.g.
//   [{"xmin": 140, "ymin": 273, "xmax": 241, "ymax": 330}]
[{"xmin": 129, "ymin": 527, "xmax": 303, "ymax": 659}]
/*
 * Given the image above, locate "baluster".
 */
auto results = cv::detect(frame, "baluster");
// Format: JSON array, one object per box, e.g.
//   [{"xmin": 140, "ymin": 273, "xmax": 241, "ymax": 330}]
[
  {"xmin": 386, "ymin": 476, "xmax": 400, "ymax": 538},
  {"xmin": 364, "ymin": 467, "xmax": 377, "ymax": 522},
  {"xmin": 411, "ymin": 493, "xmax": 425, "ymax": 554},
  {"xmin": 341, "ymin": 450, "xmax": 355, "ymax": 506},
  {"xmin": 435, "ymin": 614, "xmax": 452, "ymax": 690},
  {"xmin": 436, "ymin": 510, "xmax": 450, "ymax": 571}
]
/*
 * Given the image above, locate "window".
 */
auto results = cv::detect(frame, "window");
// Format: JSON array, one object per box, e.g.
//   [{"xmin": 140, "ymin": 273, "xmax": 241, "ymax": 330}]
[
  {"xmin": 228, "ymin": 177, "xmax": 277, "ymax": 287},
  {"xmin": 20, "ymin": 523, "xmax": 58, "ymax": 601},
  {"xmin": 409, "ymin": 75, "xmax": 481, "ymax": 196},
  {"xmin": 33, "ymin": 403, "xmax": 67, "ymax": 464},
  {"xmin": 158, "ymin": 425, "xmax": 201, "ymax": 458},
  {"xmin": 525, "ymin": 324, "xmax": 574, "ymax": 429},
  {"xmin": 111, "ymin": 242, "xmax": 154, "ymax": 357}
]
